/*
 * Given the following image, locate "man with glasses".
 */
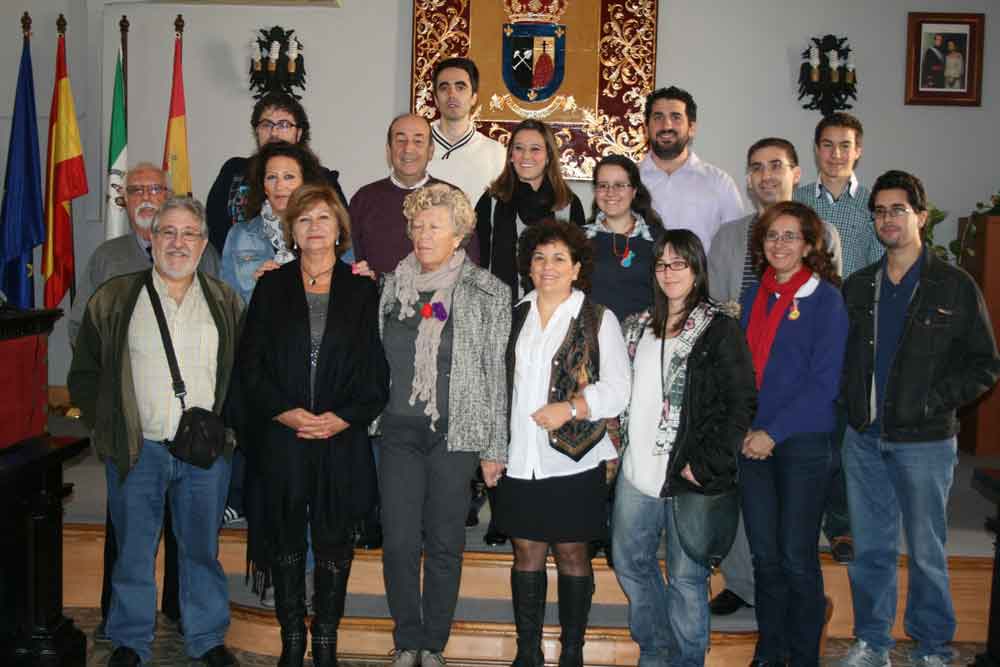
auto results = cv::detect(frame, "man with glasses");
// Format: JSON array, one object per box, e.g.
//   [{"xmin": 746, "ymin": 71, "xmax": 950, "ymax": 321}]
[
  {"xmin": 70, "ymin": 197, "xmax": 244, "ymax": 667},
  {"xmin": 638, "ymin": 86, "xmax": 746, "ymax": 252},
  {"xmin": 705, "ymin": 138, "xmax": 841, "ymax": 619},
  {"xmin": 205, "ymin": 92, "xmax": 347, "ymax": 254},
  {"xmin": 838, "ymin": 170, "xmax": 1000, "ymax": 667},
  {"xmin": 69, "ymin": 163, "xmax": 219, "ymax": 642}
]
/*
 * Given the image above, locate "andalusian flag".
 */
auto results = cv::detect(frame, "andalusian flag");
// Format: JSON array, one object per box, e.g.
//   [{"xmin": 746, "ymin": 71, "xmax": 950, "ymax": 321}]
[
  {"xmin": 162, "ymin": 30, "xmax": 191, "ymax": 196},
  {"xmin": 105, "ymin": 47, "xmax": 128, "ymax": 240},
  {"xmin": 42, "ymin": 28, "xmax": 88, "ymax": 309}
]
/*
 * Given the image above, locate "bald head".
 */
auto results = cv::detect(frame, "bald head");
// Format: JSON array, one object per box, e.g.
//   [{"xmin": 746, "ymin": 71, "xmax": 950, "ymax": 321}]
[{"xmin": 386, "ymin": 114, "xmax": 434, "ymax": 187}]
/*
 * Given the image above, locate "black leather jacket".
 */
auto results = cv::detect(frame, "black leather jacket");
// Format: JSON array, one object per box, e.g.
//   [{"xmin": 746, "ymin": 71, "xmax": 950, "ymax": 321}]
[{"xmin": 841, "ymin": 246, "xmax": 1000, "ymax": 441}]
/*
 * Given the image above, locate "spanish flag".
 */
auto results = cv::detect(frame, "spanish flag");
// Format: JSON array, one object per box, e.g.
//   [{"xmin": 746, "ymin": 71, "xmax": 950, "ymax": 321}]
[
  {"xmin": 162, "ymin": 29, "xmax": 191, "ymax": 196},
  {"xmin": 42, "ymin": 25, "xmax": 88, "ymax": 309}
]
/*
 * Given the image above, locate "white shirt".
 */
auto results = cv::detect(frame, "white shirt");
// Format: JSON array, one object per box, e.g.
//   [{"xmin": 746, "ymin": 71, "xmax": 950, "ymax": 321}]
[
  {"xmin": 428, "ymin": 120, "xmax": 507, "ymax": 205},
  {"xmin": 623, "ymin": 329, "xmax": 678, "ymax": 498},
  {"xmin": 639, "ymin": 151, "xmax": 746, "ymax": 253},
  {"xmin": 507, "ymin": 290, "xmax": 631, "ymax": 480},
  {"xmin": 128, "ymin": 270, "xmax": 219, "ymax": 442}
]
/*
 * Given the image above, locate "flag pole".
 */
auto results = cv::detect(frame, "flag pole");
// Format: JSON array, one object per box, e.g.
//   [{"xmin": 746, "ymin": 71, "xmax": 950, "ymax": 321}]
[
  {"xmin": 21, "ymin": 11, "xmax": 31, "ymax": 40},
  {"xmin": 119, "ymin": 15, "xmax": 129, "ymax": 115}
]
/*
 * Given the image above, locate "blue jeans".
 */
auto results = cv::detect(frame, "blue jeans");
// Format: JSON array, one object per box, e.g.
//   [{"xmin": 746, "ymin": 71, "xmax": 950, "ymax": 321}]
[
  {"xmin": 842, "ymin": 427, "xmax": 957, "ymax": 660},
  {"xmin": 740, "ymin": 432, "xmax": 831, "ymax": 667},
  {"xmin": 612, "ymin": 475, "xmax": 710, "ymax": 667},
  {"xmin": 105, "ymin": 439, "xmax": 231, "ymax": 662}
]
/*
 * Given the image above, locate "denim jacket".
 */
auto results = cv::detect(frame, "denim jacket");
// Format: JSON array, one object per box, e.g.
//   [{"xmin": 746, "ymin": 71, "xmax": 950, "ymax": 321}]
[{"xmin": 221, "ymin": 215, "xmax": 275, "ymax": 305}]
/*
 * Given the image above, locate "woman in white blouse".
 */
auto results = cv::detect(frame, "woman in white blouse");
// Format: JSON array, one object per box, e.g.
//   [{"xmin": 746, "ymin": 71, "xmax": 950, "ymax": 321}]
[{"xmin": 494, "ymin": 219, "xmax": 630, "ymax": 667}]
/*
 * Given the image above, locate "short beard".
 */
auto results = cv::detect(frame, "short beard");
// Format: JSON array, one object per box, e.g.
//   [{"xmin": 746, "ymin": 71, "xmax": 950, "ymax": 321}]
[{"xmin": 651, "ymin": 133, "xmax": 690, "ymax": 161}]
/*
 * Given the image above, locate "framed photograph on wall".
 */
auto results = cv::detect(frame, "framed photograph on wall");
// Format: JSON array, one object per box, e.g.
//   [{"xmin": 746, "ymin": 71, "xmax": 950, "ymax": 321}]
[{"xmin": 905, "ymin": 12, "xmax": 984, "ymax": 106}]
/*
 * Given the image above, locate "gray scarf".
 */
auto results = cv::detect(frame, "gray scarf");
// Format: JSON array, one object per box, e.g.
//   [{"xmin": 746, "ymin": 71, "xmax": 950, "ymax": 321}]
[{"xmin": 393, "ymin": 249, "xmax": 466, "ymax": 429}]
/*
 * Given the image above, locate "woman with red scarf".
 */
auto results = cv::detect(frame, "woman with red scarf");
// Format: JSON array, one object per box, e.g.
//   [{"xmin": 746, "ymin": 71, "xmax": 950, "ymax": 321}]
[{"xmin": 738, "ymin": 200, "xmax": 847, "ymax": 667}]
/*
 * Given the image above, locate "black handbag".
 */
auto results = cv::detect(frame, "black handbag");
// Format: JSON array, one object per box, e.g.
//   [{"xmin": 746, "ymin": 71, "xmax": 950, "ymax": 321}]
[
  {"xmin": 672, "ymin": 487, "xmax": 740, "ymax": 570},
  {"xmin": 145, "ymin": 273, "xmax": 225, "ymax": 469}
]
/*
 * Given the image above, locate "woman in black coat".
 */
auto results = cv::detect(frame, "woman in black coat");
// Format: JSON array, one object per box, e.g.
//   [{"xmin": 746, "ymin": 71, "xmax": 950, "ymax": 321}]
[{"xmin": 237, "ymin": 184, "xmax": 389, "ymax": 667}]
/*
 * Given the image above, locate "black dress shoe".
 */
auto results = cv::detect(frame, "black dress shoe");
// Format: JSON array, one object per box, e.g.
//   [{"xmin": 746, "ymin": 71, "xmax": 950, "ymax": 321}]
[
  {"xmin": 198, "ymin": 645, "xmax": 239, "ymax": 666},
  {"xmin": 830, "ymin": 536, "xmax": 855, "ymax": 563},
  {"xmin": 483, "ymin": 526, "xmax": 507, "ymax": 546},
  {"xmin": 355, "ymin": 519, "xmax": 384, "ymax": 550},
  {"xmin": 709, "ymin": 588, "xmax": 751, "ymax": 615},
  {"xmin": 107, "ymin": 646, "xmax": 141, "ymax": 666}
]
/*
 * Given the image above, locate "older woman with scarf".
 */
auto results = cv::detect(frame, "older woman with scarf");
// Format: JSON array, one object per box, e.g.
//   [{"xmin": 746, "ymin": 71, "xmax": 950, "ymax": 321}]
[
  {"xmin": 612, "ymin": 229, "xmax": 756, "ymax": 667},
  {"xmin": 378, "ymin": 183, "xmax": 511, "ymax": 667},
  {"xmin": 739, "ymin": 201, "xmax": 847, "ymax": 667},
  {"xmin": 236, "ymin": 184, "xmax": 389, "ymax": 667},
  {"xmin": 495, "ymin": 220, "xmax": 630, "ymax": 667}
]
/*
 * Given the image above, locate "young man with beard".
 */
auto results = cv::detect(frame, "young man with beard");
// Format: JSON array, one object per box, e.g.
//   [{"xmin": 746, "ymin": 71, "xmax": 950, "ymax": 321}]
[
  {"xmin": 427, "ymin": 57, "xmax": 506, "ymax": 206},
  {"xmin": 70, "ymin": 197, "xmax": 243, "ymax": 667},
  {"xmin": 839, "ymin": 171, "xmax": 1000, "ymax": 667},
  {"xmin": 69, "ymin": 164, "xmax": 220, "ymax": 643},
  {"xmin": 638, "ymin": 86, "xmax": 745, "ymax": 253}
]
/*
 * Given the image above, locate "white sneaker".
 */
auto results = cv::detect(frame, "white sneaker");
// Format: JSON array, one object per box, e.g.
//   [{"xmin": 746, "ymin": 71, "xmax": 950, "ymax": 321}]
[
  {"xmin": 914, "ymin": 656, "xmax": 949, "ymax": 667},
  {"xmin": 259, "ymin": 585, "xmax": 275, "ymax": 608},
  {"xmin": 389, "ymin": 648, "xmax": 420, "ymax": 667},
  {"xmin": 421, "ymin": 650, "xmax": 447, "ymax": 667},
  {"xmin": 840, "ymin": 639, "xmax": 891, "ymax": 667}
]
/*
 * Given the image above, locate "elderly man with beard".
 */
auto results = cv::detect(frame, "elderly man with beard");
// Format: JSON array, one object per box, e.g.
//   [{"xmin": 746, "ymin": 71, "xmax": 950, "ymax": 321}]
[
  {"xmin": 68, "ymin": 163, "xmax": 220, "ymax": 643},
  {"xmin": 638, "ymin": 86, "xmax": 746, "ymax": 252},
  {"xmin": 70, "ymin": 197, "xmax": 243, "ymax": 667},
  {"xmin": 70, "ymin": 163, "xmax": 220, "ymax": 341}
]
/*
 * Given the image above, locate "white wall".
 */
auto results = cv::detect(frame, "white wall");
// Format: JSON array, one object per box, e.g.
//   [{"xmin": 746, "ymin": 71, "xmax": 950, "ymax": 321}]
[{"xmin": 0, "ymin": 0, "xmax": 996, "ymax": 383}]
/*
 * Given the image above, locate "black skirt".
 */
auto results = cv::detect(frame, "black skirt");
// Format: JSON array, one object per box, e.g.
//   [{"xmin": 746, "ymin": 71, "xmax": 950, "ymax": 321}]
[{"xmin": 493, "ymin": 462, "xmax": 609, "ymax": 543}]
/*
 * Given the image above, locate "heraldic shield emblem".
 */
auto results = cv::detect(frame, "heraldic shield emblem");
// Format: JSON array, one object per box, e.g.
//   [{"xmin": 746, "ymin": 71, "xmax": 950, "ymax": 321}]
[{"xmin": 502, "ymin": 22, "xmax": 566, "ymax": 102}]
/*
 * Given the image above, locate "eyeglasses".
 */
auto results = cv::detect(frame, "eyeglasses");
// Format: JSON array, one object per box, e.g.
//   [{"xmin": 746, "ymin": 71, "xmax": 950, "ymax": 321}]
[
  {"xmin": 154, "ymin": 227, "xmax": 204, "ymax": 243},
  {"xmin": 595, "ymin": 182, "xmax": 634, "ymax": 194},
  {"xmin": 748, "ymin": 161, "xmax": 793, "ymax": 176},
  {"xmin": 125, "ymin": 184, "xmax": 168, "ymax": 197},
  {"xmin": 764, "ymin": 231, "xmax": 804, "ymax": 244},
  {"xmin": 873, "ymin": 205, "xmax": 915, "ymax": 221},
  {"xmin": 654, "ymin": 260, "xmax": 690, "ymax": 272},
  {"xmin": 255, "ymin": 119, "xmax": 298, "ymax": 132}
]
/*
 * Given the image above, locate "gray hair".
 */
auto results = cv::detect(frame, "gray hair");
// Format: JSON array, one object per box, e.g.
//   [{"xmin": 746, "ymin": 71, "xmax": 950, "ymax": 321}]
[
  {"xmin": 402, "ymin": 183, "xmax": 476, "ymax": 246},
  {"xmin": 151, "ymin": 196, "xmax": 208, "ymax": 237},
  {"xmin": 125, "ymin": 162, "xmax": 168, "ymax": 185}
]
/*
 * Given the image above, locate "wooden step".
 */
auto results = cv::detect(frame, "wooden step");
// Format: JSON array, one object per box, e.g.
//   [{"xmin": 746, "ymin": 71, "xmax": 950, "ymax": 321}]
[{"xmin": 64, "ymin": 522, "xmax": 993, "ymax": 657}]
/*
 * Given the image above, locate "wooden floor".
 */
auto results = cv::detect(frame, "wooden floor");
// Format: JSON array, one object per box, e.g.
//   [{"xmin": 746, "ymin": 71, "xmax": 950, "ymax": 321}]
[{"xmin": 63, "ymin": 524, "xmax": 993, "ymax": 666}]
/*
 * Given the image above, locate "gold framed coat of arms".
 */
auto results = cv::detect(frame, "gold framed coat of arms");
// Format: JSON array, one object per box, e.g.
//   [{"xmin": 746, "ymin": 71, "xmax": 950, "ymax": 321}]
[{"xmin": 411, "ymin": 0, "xmax": 659, "ymax": 180}]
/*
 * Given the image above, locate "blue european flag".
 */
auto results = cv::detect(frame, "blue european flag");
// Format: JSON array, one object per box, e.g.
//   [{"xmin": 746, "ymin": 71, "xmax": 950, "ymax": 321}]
[{"xmin": 0, "ymin": 35, "xmax": 44, "ymax": 309}]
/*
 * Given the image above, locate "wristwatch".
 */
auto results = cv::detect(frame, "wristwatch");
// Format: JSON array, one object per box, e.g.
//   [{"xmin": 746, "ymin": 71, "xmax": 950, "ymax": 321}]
[{"xmin": 568, "ymin": 400, "xmax": 578, "ymax": 420}]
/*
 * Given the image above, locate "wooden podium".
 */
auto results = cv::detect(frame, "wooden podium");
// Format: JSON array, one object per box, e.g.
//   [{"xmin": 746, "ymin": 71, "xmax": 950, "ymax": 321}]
[
  {"xmin": 0, "ymin": 309, "xmax": 88, "ymax": 666},
  {"xmin": 959, "ymin": 214, "xmax": 1000, "ymax": 457}
]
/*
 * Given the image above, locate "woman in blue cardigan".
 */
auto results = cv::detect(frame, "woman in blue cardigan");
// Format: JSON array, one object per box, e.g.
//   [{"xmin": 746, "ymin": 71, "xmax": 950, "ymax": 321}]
[{"xmin": 739, "ymin": 200, "xmax": 848, "ymax": 667}]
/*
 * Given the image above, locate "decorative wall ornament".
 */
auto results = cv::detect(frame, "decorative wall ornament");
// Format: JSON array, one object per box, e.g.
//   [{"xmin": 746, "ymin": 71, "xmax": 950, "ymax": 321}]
[
  {"xmin": 248, "ymin": 26, "xmax": 305, "ymax": 99},
  {"xmin": 411, "ymin": 0, "xmax": 659, "ymax": 180},
  {"xmin": 797, "ymin": 35, "xmax": 857, "ymax": 117}
]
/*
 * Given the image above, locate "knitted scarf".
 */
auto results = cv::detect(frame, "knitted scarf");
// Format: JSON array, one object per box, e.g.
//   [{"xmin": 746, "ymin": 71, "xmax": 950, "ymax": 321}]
[
  {"xmin": 393, "ymin": 249, "xmax": 466, "ymax": 430},
  {"xmin": 746, "ymin": 265, "xmax": 812, "ymax": 388}
]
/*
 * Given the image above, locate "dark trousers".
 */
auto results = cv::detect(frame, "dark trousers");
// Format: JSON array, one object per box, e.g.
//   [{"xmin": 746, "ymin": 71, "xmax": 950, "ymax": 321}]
[
  {"xmin": 822, "ymin": 411, "xmax": 851, "ymax": 541},
  {"xmin": 101, "ymin": 503, "xmax": 180, "ymax": 623},
  {"xmin": 379, "ymin": 428, "xmax": 478, "ymax": 652},
  {"xmin": 225, "ymin": 446, "xmax": 246, "ymax": 515},
  {"xmin": 741, "ymin": 432, "xmax": 832, "ymax": 667}
]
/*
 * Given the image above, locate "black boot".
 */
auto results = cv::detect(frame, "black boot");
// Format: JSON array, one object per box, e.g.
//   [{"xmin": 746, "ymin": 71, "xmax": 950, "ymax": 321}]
[
  {"xmin": 311, "ymin": 558, "xmax": 352, "ymax": 667},
  {"xmin": 273, "ymin": 552, "xmax": 307, "ymax": 667},
  {"xmin": 510, "ymin": 569, "xmax": 547, "ymax": 667},
  {"xmin": 556, "ymin": 574, "xmax": 593, "ymax": 667}
]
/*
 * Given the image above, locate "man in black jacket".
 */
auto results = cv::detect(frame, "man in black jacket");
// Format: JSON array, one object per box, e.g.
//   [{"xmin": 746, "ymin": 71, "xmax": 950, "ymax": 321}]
[{"xmin": 838, "ymin": 170, "xmax": 1000, "ymax": 667}]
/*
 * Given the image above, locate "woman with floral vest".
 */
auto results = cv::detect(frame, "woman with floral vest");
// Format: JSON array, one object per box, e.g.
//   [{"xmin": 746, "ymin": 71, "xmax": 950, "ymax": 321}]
[
  {"xmin": 613, "ymin": 229, "xmax": 756, "ymax": 667},
  {"xmin": 494, "ymin": 219, "xmax": 630, "ymax": 667}
]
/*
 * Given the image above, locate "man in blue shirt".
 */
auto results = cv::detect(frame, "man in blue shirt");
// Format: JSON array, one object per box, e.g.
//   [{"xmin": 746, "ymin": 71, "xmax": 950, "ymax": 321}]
[{"xmin": 839, "ymin": 171, "xmax": 1000, "ymax": 667}]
